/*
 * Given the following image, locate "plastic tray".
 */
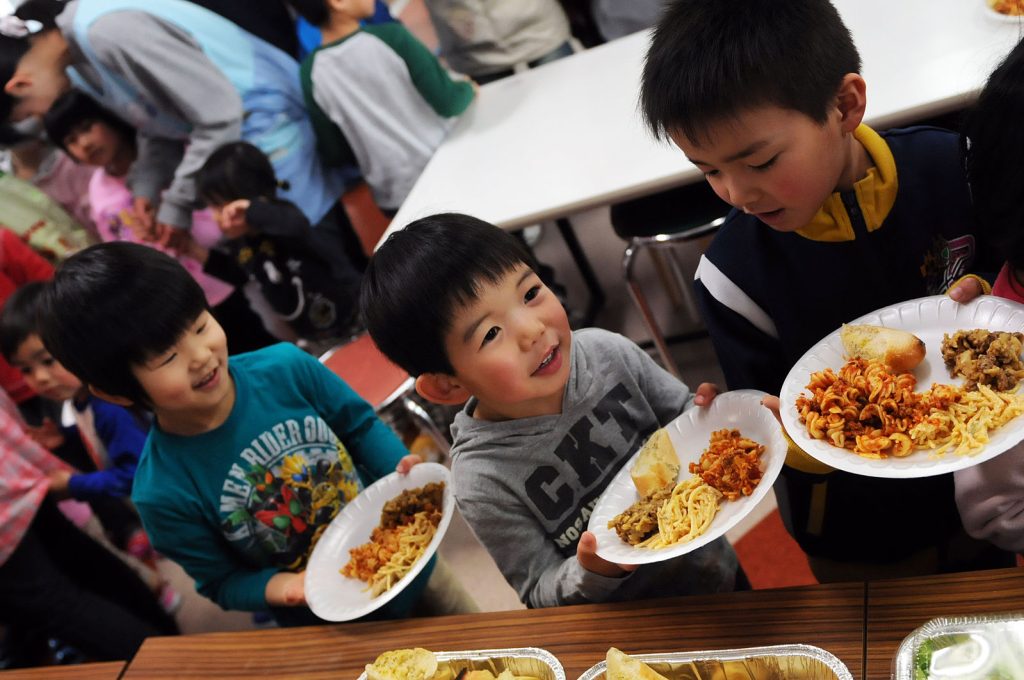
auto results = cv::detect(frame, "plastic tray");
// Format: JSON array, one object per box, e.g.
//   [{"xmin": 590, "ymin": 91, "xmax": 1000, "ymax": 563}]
[
  {"xmin": 893, "ymin": 612, "xmax": 1024, "ymax": 679},
  {"xmin": 576, "ymin": 644, "xmax": 853, "ymax": 679},
  {"xmin": 357, "ymin": 647, "xmax": 565, "ymax": 680}
]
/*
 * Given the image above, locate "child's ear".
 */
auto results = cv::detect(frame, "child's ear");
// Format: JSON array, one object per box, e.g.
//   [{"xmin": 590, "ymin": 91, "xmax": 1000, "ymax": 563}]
[
  {"xmin": 835, "ymin": 73, "xmax": 867, "ymax": 134},
  {"xmin": 87, "ymin": 384, "xmax": 134, "ymax": 408},
  {"xmin": 415, "ymin": 373, "xmax": 471, "ymax": 406}
]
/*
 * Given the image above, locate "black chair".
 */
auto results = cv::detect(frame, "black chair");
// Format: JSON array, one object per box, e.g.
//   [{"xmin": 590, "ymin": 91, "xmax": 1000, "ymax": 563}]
[{"xmin": 610, "ymin": 183, "xmax": 730, "ymax": 376}]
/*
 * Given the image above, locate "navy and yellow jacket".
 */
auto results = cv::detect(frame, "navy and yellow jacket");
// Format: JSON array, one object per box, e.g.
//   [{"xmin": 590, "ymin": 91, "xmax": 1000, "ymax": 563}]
[{"xmin": 694, "ymin": 125, "xmax": 1001, "ymax": 563}]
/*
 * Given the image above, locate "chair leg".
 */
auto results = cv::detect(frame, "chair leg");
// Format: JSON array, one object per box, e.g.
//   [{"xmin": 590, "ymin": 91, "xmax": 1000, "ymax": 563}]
[
  {"xmin": 649, "ymin": 249, "xmax": 686, "ymax": 309},
  {"xmin": 623, "ymin": 239, "xmax": 682, "ymax": 378},
  {"xmin": 665, "ymin": 247, "xmax": 703, "ymax": 324},
  {"xmin": 401, "ymin": 395, "xmax": 451, "ymax": 459}
]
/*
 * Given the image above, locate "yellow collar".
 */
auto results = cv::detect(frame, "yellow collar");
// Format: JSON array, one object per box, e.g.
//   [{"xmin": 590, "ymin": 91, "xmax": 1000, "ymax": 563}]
[{"xmin": 796, "ymin": 124, "xmax": 898, "ymax": 242}]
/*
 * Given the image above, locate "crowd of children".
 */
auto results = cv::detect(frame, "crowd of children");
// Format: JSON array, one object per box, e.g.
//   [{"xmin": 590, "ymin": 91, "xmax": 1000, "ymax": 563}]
[{"xmin": 1, "ymin": 0, "xmax": 1024, "ymax": 671}]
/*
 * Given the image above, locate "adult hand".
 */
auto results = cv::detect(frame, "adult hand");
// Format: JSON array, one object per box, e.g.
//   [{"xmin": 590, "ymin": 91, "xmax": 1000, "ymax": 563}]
[
  {"xmin": 947, "ymin": 276, "xmax": 986, "ymax": 304},
  {"xmin": 157, "ymin": 225, "xmax": 194, "ymax": 254},
  {"xmin": 693, "ymin": 382, "xmax": 720, "ymax": 407},
  {"xmin": 132, "ymin": 196, "xmax": 158, "ymax": 240},
  {"xmin": 576, "ymin": 530, "xmax": 636, "ymax": 578},
  {"xmin": 28, "ymin": 418, "xmax": 64, "ymax": 450},
  {"xmin": 396, "ymin": 453, "xmax": 423, "ymax": 475}
]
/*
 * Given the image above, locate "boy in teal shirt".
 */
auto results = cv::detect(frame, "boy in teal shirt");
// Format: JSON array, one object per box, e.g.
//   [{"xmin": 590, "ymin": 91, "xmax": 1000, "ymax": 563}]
[
  {"xmin": 39, "ymin": 242, "xmax": 424, "ymax": 624},
  {"xmin": 293, "ymin": 0, "xmax": 476, "ymax": 213}
]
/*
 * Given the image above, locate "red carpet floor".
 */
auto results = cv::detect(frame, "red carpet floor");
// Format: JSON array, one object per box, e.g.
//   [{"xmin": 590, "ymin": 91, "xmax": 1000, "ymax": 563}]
[{"xmin": 734, "ymin": 509, "xmax": 817, "ymax": 589}]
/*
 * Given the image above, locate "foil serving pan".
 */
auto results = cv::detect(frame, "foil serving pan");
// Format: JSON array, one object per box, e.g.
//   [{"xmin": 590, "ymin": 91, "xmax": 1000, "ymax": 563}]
[
  {"xmin": 893, "ymin": 612, "xmax": 1024, "ymax": 680},
  {"xmin": 357, "ymin": 647, "xmax": 565, "ymax": 680},
  {"xmin": 576, "ymin": 644, "xmax": 853, "ymax": 680}
]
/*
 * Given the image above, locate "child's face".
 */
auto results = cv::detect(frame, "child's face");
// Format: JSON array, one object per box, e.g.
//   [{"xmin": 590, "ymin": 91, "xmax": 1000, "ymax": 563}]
[
  {"xmin": 669, "ymin": 104, "xmax": 852, "ymax": 232},
  {"xmin": 130, "ymin": 310, "xmax": 232, "ymax": 432},
  {"xmin": 11, "ymin": 334, "xmax": 82, "ymax": 402},
  {"xmin": 63, "ymin": 120, "xmax": 125, "ymax": 171},
  {"xmin": 443, "ymin": 264, "xmax": 572, "ymax": 421}
]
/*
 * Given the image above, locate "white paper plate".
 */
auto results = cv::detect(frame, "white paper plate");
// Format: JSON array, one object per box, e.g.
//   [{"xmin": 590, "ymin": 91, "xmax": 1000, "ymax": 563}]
[
  {"xmin": 588, "ymin": 390, "xmax": 787, "ymax": 565},
  {"xmin": 304, "ymin": 462, "xmax": 452, "ymax": 621},
  {"xmin": 982, "ymin": 0, "xmax": 1024, "ymax": 23},
  {"xmin": 780, "ymin": 295, "xmax": 1024, "ymax": 479}
]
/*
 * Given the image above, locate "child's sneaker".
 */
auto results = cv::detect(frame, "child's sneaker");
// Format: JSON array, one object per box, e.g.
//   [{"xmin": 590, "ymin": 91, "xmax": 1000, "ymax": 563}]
[{"xmin": 158, "ymin": 585, "xmax": 183, "ymax": 615}]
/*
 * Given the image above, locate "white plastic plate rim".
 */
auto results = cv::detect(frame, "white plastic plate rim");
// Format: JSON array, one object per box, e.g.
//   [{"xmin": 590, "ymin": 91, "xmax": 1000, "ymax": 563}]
[
  {"xmin": 780, "ymin": 295, "xmax": 1024, "ymax": 479},
  {"xmin": 304, "ymin": 462, "xmax": 452, "ymax": 621},
  {"xmin": 588, "ymin": 390, "xmax": 787, "ymax": 565}
]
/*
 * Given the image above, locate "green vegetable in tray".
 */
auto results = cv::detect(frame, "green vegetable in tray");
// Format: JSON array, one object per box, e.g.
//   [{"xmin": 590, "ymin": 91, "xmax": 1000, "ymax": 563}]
[{"xmin": 913, "ymin": 633, "xmax": 1016, "ymax": 680}]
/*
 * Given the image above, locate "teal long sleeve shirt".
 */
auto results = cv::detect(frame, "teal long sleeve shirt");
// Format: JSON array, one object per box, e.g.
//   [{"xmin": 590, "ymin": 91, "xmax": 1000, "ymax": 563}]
[{"xmin": 132, "ymin": 343, "xmax": 408, "ymax": 611}]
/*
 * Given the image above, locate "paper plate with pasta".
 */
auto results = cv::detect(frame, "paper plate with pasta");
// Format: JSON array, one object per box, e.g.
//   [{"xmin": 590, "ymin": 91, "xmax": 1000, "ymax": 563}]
[
  {"xmin": 305, "ymin": 462, "xmax": 453, "ymax": 621},
  {"xmin": 780, "ymin": 295, "xmax": 1024, "ymax": 479},
  {"xmin": 588, "ymin": 390, "xmax": 787, "ymax": 565}
]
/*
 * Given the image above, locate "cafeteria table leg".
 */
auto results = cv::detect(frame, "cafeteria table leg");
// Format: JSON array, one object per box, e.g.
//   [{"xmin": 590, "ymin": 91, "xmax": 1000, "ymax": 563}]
[{"xmin": 555, "ymin": 217, "xmax": 606, "ymax": 325}]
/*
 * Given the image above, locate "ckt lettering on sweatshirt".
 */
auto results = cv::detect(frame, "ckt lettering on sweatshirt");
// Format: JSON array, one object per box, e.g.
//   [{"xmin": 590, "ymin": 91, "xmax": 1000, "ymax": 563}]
[{"xmin": 524, "ymin": 383, "xmax": 656, "ymax": 556}]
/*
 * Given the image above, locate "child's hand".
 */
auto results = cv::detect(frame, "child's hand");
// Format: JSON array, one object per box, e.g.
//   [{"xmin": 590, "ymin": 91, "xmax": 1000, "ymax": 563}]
[
  {"xmin": 218, "ymin": 199, "xmax": 251, "ymax": 239},
  {"xmin": 132, "ymin": 196, "xmax": 157, "ymax": 239},
  {"xmin": 396, "ymin": 454, "xmax": 423, "ymax": 475},
  {"xmin": 264, "ymin": 571, "xmax": 307, "ymax": 607},
  {"xmin": 46, "ymin": 469, "xmax": 72, "ymax": 499},
  {"xmin": 693, "ymin": 382, "xmax": 720, "ymax": 407},
  {"xmin": 28, "ymin": 418, "xmax": 64, "ymax": 450},
  {"xmin": 947, "ymin": 276, "xmax": 987, "ymax": 304},
  {"xmin": 761, "ymin": 395, "xmax": 782, "ymax": 425},
  {"xmin": 576, "ymin": 531, "xmax": 637, "ymax": 578}
]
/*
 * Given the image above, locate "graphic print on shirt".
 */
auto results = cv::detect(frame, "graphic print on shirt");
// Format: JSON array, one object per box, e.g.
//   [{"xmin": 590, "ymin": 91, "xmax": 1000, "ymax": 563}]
[
  {"xmin": 921, "ymin": 234, "xmax": 975, "ymax": 294},
  {"xmin": 522, "ymin": 383, "xmax": 658, "ymax": 556},
  {"xmin": 219, "ymin": 415, "xmax": 361, "ymax": 570}
]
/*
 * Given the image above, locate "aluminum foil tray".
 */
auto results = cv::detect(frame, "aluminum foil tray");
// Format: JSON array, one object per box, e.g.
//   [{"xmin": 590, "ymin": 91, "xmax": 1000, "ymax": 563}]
[
  {"xmin": 357, "ymin": 647, "xmax": 565, "ymax": 680},
  {"xmin": 893, "ymin": 612, "xmax": 1024, "ymax": 679},
  {"xmin": 576, "ymin": 644, "xmax": 853, "ymax": 680}
]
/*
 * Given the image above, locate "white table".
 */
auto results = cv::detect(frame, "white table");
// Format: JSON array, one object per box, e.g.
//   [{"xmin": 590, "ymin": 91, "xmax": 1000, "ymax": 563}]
[{"xmin": 384, "ymin": 0, "xmax": 1024, "ymax": 320}]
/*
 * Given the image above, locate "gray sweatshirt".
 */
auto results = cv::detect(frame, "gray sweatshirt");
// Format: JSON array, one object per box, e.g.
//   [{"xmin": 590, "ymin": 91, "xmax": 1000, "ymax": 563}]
[
  {"xmin": 955, "ymin": 442, "xmax": 1024, "ymax": 553},
  {"xmin": 450, "ymin": 328, "xmax": 738, "ymax": 608},
  {"xmin": 57, "ymin": 3, "xmax": 243, "ymax": 229}
]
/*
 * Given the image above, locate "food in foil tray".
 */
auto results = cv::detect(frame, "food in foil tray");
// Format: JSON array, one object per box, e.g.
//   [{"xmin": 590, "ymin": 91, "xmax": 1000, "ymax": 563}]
[{"xmin": 895, "ymin": 614, "xmax": 1024, "ymax": 680}]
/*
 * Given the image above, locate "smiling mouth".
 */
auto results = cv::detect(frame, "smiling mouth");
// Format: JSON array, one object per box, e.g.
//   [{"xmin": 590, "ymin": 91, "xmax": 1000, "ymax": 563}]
[
  {"xmin": 193, "ymin": 367, "xmax": 218, "ymax": 389},
  {"xmin": 533, "ymin": 346, "xmax": 558, "ymax": 375}
]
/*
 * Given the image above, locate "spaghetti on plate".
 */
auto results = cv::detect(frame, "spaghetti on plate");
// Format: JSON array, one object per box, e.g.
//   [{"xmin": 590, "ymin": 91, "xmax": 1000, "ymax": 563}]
[{"xmin": 341, "ymin": 482, "xmax": 443, "ymax": 597}]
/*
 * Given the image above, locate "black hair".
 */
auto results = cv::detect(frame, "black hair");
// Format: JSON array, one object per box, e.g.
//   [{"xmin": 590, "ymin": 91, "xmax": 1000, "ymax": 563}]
[
  {"xmin": 0, "ymin": 281, "xmax": 48, "ymax": 362},
  {"xmin": 286, "ymin": 0, "xmax": 328, "ymax": 27},
  {"xmin": 196, "ymin": 141, "xmax": 281, "ymax": 206},
  {"xmin": 361, "ymin": 213, "xmax": 534, "ymax": 376},
  {"xmin": 964, "ymin": 36, "xmax": 1024, "ymax": 270},
  {"xmin": 641, "ymin": 0, "xmax": 861, "ymax": 143},
  {"xmin": 15, "ymin": 0, "xmax": 66, "ymax": 29},
  {"xmin": 40, "ymin": 242, "xmax": 208, "ymax": 406},
  {"xmin": 43, "ymin": 88, "xmax": 135, "ymax": 156}
]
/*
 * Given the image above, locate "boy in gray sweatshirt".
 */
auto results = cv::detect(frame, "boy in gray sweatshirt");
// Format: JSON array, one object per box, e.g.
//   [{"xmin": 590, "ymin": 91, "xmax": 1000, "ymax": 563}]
[{"xmin": 362, "ymin": 213, "xmax": 740, "ymax": 608}]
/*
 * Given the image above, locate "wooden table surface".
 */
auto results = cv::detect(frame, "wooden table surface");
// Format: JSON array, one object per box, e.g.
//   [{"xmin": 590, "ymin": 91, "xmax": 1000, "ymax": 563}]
[
  {"xmin": 121, "ymin": 583, "xmax": 865, "ymax": 679},
  {"xmin": 0, "ymin": 662, "xmax": 124, "ymax": 679},
  {"xmin": 864, "ymin": 566, "xmax": 1024, "ymax": 680}
]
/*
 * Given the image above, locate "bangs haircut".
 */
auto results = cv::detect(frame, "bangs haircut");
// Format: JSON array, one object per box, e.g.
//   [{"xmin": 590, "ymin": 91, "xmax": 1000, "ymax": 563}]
[
  {"xmin": 40, "ymin": 242, "xmax": 207, "ymax": 405},
  {"xmin": 44, "ymin": 89, "xmax": 135, "ymax": 156},
  {"xmin": 641, "ymin": 0, "xmax": 861, "ymax": 144},
  {"xmin": 361, "ymin": 213, "xmax": 534, "ymax": 376},
  {"xmin": 0, "ymin": 281, "xmax": 48, "ymax": 362},
  {"xmin": 964, "ymin": 36, "xmax": 1024, "ymax": 269},
  {"xmin": 196, "ymin": 141, "xmax": 278, "ymax": 206}
]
